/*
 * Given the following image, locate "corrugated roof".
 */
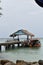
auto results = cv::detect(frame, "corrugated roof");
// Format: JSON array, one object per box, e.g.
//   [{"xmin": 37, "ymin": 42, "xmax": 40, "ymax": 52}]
[{"xmin": 10, "ymin": 29, "xmax": 34, "ymax": 37}]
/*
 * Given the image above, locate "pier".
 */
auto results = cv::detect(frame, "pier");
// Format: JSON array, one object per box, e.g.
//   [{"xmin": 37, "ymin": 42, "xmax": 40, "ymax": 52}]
[
  {"xmin": 0, "ymin": 29, "xmax": 35, "ymax": 51},
  {"xmin": 0, "ymin": 41, "xmax": 25, "ymax": 51},
  {"xmin": 0, "ymin": 29, "xmax": 41, "ymax": 51}
]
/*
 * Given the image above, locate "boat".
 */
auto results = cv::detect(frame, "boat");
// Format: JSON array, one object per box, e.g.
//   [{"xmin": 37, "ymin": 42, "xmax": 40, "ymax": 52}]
[{"xmin": 29, "ymin": 38, "xmax": 41, "ymax": 47}]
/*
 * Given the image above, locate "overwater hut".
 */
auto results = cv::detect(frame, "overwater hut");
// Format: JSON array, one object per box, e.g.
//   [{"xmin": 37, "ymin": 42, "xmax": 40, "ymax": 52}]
[
  {"xmin": 0, "ymin": 29, "xmax": 40, "ymax": 51},
  {"xmin": 10, "ymin": 29, "xmax": 34, "ymax": 42}
]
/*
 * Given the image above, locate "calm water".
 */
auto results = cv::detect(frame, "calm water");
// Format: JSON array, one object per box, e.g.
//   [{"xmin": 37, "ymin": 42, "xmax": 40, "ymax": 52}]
[{"xmin": 0, "ymin": 38, "xmax": 43, "ymax": 63}]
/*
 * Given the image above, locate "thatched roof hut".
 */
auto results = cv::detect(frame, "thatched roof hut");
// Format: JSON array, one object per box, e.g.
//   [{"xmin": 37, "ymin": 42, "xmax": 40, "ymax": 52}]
[{"xmin": 10, "ymin": 29, "xmax": 34, "ymax": 41}]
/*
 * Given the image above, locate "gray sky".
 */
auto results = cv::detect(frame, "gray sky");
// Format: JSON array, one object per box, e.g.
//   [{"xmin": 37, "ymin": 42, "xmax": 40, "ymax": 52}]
[{"xmin": 0, "ymin": 0, "xmax": 43, "ymax": 38}]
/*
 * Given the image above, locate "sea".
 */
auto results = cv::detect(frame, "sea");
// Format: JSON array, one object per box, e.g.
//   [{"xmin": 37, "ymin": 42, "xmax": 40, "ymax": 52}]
[{"xmin": 0, "ymin": 38, "xmax": 43, "ymax": 63}]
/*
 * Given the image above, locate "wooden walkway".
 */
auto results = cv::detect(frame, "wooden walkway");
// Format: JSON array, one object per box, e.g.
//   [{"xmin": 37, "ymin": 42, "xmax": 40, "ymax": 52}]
[
  {"xmin": 0, "ymin": 41, "xmax": 23, "ymax": 46},
  {"xmin": 0, "ymin": 41, "xmax": 28, "ymax": 51}
]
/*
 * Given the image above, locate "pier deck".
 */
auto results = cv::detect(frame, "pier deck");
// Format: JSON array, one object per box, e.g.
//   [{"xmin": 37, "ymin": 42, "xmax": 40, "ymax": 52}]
[
  {"xmin": 0, "ymin": 41, "xmax": 23, "ymax": 46},
  {"xmin": 0, "ymin": 41, "xmax": 27, "ymax": 51}
]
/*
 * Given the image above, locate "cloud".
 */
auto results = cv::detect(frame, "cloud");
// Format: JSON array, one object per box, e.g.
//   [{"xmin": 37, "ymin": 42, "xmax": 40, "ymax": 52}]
[{"xmin": 0, "ymin": 0, "xmax": 43, "ymax": 37}]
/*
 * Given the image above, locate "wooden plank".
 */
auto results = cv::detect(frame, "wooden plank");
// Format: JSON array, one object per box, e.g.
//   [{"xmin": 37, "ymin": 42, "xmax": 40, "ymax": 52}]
[{"xmin": 0, "ymin": 41, "xmax": 24, "ymax": 46}]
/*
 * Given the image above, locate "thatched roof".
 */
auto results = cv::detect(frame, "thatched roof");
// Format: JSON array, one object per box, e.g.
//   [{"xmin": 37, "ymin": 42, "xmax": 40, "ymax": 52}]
[{"xmin": 10, "ymin": 29, "xmax": 34, "ymax": 37}]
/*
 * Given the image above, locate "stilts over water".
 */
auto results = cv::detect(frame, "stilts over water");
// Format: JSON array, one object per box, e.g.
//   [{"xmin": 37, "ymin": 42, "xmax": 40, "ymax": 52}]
[{"xmin": 0, "ymin": 29, "xmax": 41, "ymax": 51}]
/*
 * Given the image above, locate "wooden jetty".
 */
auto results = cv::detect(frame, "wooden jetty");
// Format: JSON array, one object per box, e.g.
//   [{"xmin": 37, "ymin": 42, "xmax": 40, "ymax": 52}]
[
  {"xmin": 0, "ymin": 41, "xmax": 24, "ymax": 51},
  {"xmin": 0, "ymin": 41, "xmax": 23, "ymax": 46},
  {"xmin": 0, "ymin": 29, "xmax": 35, "ymax": 51},
  {"xmin": 0, "ymin": 29, "xmax": 40, "ymax": 51},
  {"xmin": 0, "ymin": 39, "xmax": 41, "ymax": 51}
]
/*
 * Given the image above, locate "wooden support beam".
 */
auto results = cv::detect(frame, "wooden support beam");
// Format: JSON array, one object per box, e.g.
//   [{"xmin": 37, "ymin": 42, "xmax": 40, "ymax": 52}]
[
  {"xmin": 13, "ymin": 36, "xmax": 14, "ymax": 40},
  {"xmin": 5, "ymin": 46, "xmax": 8, "ymax": 50},
  {"xmin": 5, "ymin": 45, "xmax": 11, "ymax": 50},
  {"xmin": 18, "ymin": 44, "xmax": 20, "ymax": 47},
  {"xmin": 12, "ymin": 44, "xmax": 15, "ymax": 49},
  {"xmin": 0, "ymin": 45, "xmax": 1, "ymax": 51},
  {"xmin": 27, "ymin": 35, "xmax": 29, "ymax": 41},
  {"xmin": 8, "ymin": 45, "xmax": 11, "ymax": 49},
  {"xmin": 18, "ymin": 36, "xmax": 19, "ymax": 41}
]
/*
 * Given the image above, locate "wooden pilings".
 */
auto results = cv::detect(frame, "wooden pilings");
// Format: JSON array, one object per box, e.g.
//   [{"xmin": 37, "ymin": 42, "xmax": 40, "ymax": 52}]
[
  {"xmin": 5, "ymin": 45, "xmax": 11, "ymax": 50},
  {"xmin": 5, "ymin": 43, "xmax": 21, "ymax": 50},
  {"xmin": 0, "ymin": 41, "xmax": 29, "ymax": 51},
  {"xmin": 18, "ymin": 44, "xmax": 20, "ymax": 47},
  {"xmin": 0, "ymin": 44, "xmax": 20, "ymax": 51},
  {"xmin": 0, "ymin": 45, "xmax": 1, "ymax": 51},
  {"xmin": 5, "ymin": 44, "xmax": 15, "ymax": 50},
  {"xmin": 12, "ymin": 44, "xmax": 15, "ymax": 49}
]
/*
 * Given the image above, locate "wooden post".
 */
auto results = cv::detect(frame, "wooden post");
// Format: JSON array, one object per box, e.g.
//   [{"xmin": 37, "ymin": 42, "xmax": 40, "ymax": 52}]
[
  {"xmin": 8, "ymin": 45, "xmax": 11, "ymax": 49},
  {"xmin": 5, "ymin": 45, "xmax": 11, "ymax": 50},
  {"xmin": 30, "ymin": 36, "xmax": 32, "ymax": 40},
  {"xmin": 18, "ymin": 43, "xmax": 20, "ymax": 47},
  {"xmin": 13, "ymin": 36, "xmax": 14, "ymax": 40},
  {"xmin": 5, "ymin": 46, "xmax": 8, "ymax": 50},
  {"xmin": 12, "ymin": 44, "xmax": 15, "ymax": 49},
  {"xmin": 27, "ymin": 35, "xmax": 29, "ymax": 41},
  {"xmin": 18, "ymin": 35, "xmax": 19, "ymax": 41},
  {"xmin": 0, "ymin": 45, "xmax": 1, "ymax": 51}
]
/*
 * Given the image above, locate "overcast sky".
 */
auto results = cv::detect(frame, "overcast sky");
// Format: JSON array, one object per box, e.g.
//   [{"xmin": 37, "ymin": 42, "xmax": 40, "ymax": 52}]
[{"xmin": 0, "ymin": 0, "xmax": 43, "ymax": 38}]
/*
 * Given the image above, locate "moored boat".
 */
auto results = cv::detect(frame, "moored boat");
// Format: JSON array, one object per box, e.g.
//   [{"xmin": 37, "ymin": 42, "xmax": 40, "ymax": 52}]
[{"xmin": 29, "ymin": 38, "xmax": 41, "ymax": 47}]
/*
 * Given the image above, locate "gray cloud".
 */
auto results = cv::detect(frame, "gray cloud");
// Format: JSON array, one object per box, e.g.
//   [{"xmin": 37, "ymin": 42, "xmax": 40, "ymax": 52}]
[{"xmin": 0, "ymin": 0, "xmax": 43, "ymax": 38}]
